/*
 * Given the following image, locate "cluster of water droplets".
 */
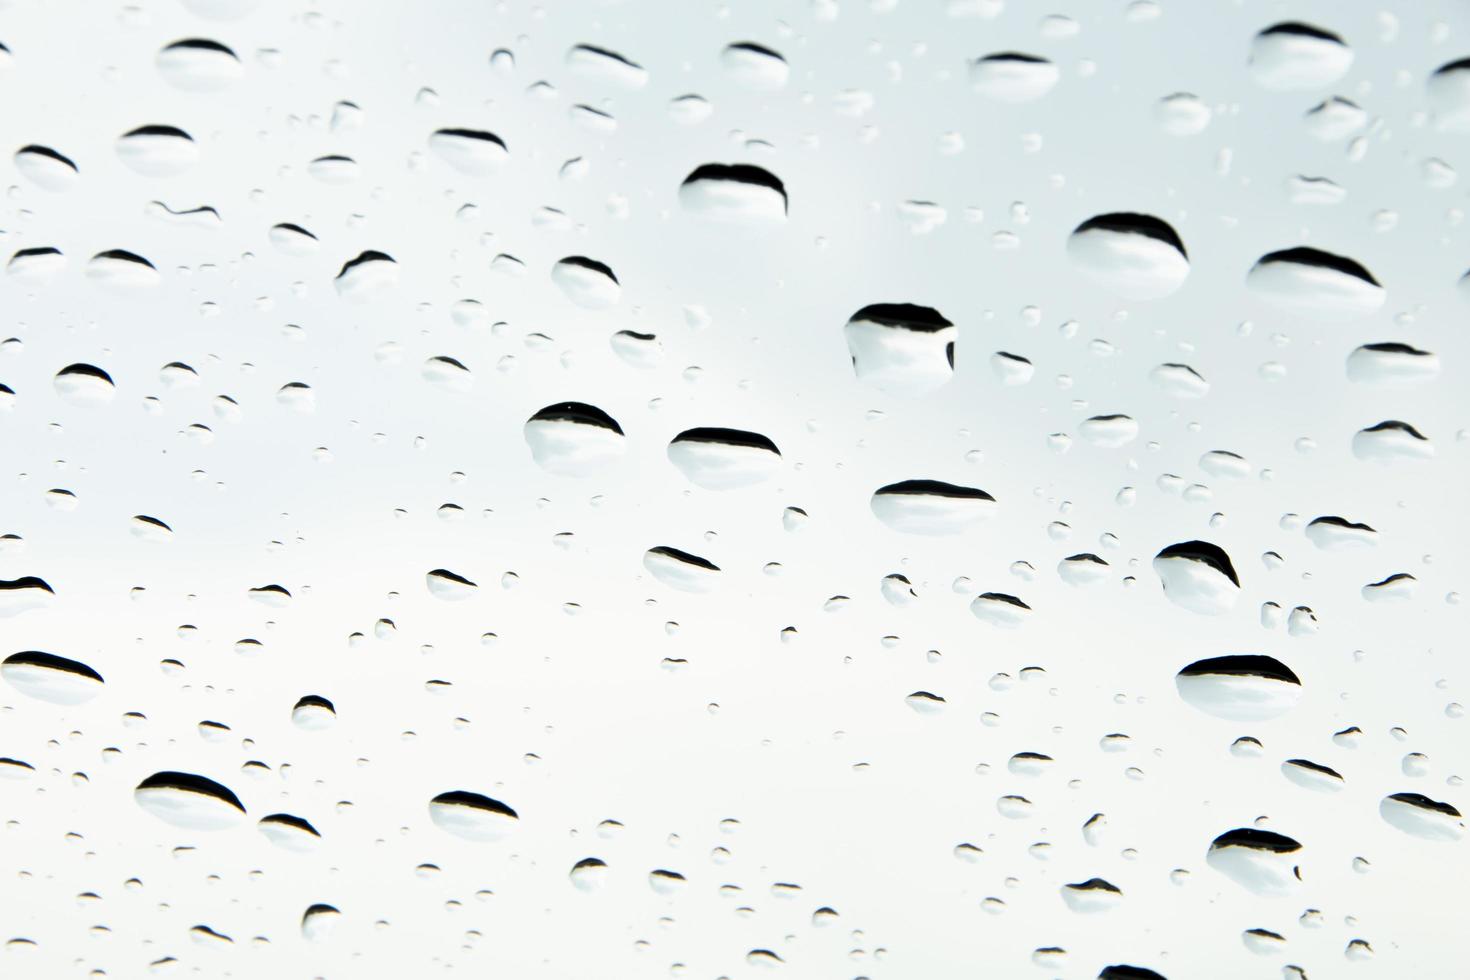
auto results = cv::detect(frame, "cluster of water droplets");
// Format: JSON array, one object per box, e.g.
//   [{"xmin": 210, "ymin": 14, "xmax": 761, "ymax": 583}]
[{"xmin": 0, "ymin": 0, "xmax": 1466, "ymax": 977}]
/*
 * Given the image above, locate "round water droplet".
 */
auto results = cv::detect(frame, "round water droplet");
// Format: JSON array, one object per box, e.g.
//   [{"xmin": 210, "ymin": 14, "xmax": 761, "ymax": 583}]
[{"xmin": 428, "ymin": 791, "xmax": 519, "ymax": 841}]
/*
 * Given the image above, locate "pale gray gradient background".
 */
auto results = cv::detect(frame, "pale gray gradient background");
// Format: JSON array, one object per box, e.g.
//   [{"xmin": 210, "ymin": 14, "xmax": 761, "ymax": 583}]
[{"xmin": 0, "ymin": 0, "xmax": 1467, "ymax": 977}]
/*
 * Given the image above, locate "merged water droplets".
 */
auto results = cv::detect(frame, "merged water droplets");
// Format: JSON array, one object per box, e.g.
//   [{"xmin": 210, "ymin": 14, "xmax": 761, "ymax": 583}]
[
  {"xmin": 1346, "ymin": 343, "xmax": 1439, "ymax": 386},
  {"xmin": 334, "ymin": 250, "xmax": 398, "ymax": 300},
  {"xmin": 844, "ymin": 303, "xmax": 955, "ymax": 396},
  {"xmin": 1060, "ymin": 878, "xmax": 1124, "ymax": 913},
  {"xmin": 1352, "ymin": 420, "xmax": 1433, "ymax": 463},
  {"xmin": 1362, "ymin": 572, "xmax": 1417, "ymax": 602},
  {"xmin": 1207, "ymin": 828, "xmax": 1303, "ymax": 896},
  {"xmin": 1153, "ymin": 541, "xmax": 1240, "ymax": 614},
  {"xmin": 1304, "ymin": 516, "xmax": 1376, "ymax": 550}
]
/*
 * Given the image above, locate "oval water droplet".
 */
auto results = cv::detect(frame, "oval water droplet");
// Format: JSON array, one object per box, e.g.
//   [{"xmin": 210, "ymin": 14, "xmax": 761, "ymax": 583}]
[
  {"xmin": 429, "ymin": 129, "xmax": 509, "ymax": 175},
  {"xmin": 1176, "ymin": 655, "xmax": 1300, "ymax": 721},
  {"xmin": 969, "ymin": 52, "xmax": 1059, "ymax": 102},
  {"xmin": 1379, "ymin": 793, "xmax": 1464, "ymax": 841},
  {"xmin": 157, "ymin": 38, "xmax": 242, "ymax": 90},
  {"xmin": 1, "ymin": 651, "xmax": 101, "ymax": 703},
  {"xmin": 566, "ymin": 44, "xmax": 647, "ymax": 88},
  {"xmin": 134, "ymin": 771, "xmax": 246, "ymax": 830},
  {"xmin": 1246, "ymin": 247, "xmax": 1384, "ymax": 320},
  {"xmin": 679, "ymin": 163, "xmax": 787, "ymax": 223},
  {"xmin": 872, "ymin": 480, "xmax": 996, "ymax": 534},
  {"xmin": 644, "ymin": 546, "xmax": 721, "ymax": 592},
  {"xmin": 258, "ymin": 813, "xmax": 322, "ymax": 852},
  {"xmin": 721, "ymin": 42, "xmax": 788, "ymax": 90},
  {"xmin": 428, "ymin": 791, "xmax": 519, "ymax": 841},
  {"xmin": 14, "ymin": 145, "xmax": 79, "ymax": 190},
  {"xmin": 116, "ymin": 125, "xmax": 198, "ymax": 176},
  {"xmin": 1067, "ymin": 213, "xmax": 1189, "ymax": 300},
  {"xmin": 550, "ymin": 256, "xmax": 620, "ymax": 309},
  {"xmin": 667, "ymin": 428, "xmax": 780, "ymax": 489},
  {"xmin": 1249, "ymin": 22, "xmax": 1352, "ymax": 90}
]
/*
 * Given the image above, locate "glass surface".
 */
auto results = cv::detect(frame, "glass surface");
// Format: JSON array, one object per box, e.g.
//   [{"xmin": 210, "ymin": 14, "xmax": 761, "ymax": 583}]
[{"xmin": 0, "ymin": 1, "xmax": 1467, "ymax": 977}]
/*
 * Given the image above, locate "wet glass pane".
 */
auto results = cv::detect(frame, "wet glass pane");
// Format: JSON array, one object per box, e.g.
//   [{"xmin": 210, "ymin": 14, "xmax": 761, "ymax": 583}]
[{"xmin": 1, "ymin": 0, "xmax": 1466, "ymax": 976}]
